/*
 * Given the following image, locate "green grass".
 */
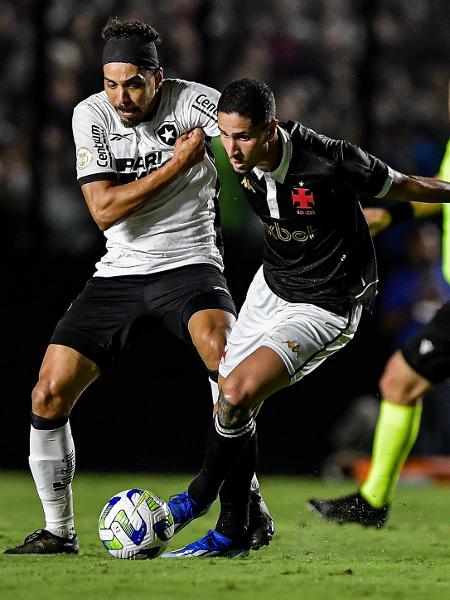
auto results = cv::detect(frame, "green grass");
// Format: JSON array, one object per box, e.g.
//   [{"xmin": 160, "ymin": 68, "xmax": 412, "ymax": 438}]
[{"xmin": 0, "ymin": 471, "xmax": 448, "ymax": 600}]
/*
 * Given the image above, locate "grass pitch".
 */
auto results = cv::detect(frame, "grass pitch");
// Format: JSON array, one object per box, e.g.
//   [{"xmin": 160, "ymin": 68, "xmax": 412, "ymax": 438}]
[{"xmin": 0, "ymin": 471, "xmax": 448, "ymax": 600}]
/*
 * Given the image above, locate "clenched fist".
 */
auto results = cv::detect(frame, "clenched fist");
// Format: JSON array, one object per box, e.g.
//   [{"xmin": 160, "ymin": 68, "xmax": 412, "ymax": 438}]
[{"xmin": 172, "ymin": 127, "xmax": 205, "ymax": 173}]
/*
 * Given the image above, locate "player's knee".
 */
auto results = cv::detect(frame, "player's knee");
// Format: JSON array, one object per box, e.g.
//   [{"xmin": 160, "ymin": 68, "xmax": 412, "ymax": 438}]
[
  {"xmin": 217, "ymin": 399, "xmax": 251, "ymax": 429},
  {"xmin": 220, "ymin": 376, "xmax": 246, "ymax": 405},
  {"xmin": 31, "ymin": 377, "xmax": 70, "ymax": 419},
  {"xmin": 197, "ymin": 330, "xmax": 227, "ymax": 371},
  {"xmin": 218, "ymin": 378, "xmax": 255, "ymax": 427},
  {"xmin": 379, "ymin": 364, "xmax": 415, "ymax": 405}
]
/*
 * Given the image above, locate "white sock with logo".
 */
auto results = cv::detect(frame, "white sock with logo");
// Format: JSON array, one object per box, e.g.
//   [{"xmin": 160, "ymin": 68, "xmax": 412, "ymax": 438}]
[{"xmin": 29, "ymin": 422, "xmax": 76, "ymax": 539}]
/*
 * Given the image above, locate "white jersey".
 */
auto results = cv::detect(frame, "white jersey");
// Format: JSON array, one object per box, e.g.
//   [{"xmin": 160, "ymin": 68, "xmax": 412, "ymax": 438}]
[{"xmin": 72, "ymin": 79, "xmax": 223, "ymax": 277}]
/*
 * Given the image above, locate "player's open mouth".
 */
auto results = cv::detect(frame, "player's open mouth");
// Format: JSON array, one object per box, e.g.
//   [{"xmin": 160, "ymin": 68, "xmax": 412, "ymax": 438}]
[
  {"xmin": 118, "ymin": 107, "xmax": 137, "ymax": 118},
  {"xmin": 231, "ymin": 158, "xmax": 245, "ymax": 169}
]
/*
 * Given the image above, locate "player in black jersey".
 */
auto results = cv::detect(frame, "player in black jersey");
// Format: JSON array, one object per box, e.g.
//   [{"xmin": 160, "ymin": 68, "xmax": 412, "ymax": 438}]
[{"xmin": 162, "ymin": 78, "xmax": 450, "ymax": 557}]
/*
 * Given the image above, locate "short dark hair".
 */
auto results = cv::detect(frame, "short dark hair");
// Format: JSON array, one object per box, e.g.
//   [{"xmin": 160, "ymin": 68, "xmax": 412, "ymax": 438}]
[
  {"xmin": 218, "ymin": 79, "xmax": 276, "ymax": 127},
  {"xmin": 102, "ymin": 17, "xmax": 161, "ymax": 44}
]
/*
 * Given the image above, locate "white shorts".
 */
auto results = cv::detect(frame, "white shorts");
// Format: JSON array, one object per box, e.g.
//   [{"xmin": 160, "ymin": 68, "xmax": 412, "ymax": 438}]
[{"xmin": 219, "ymin": 266, "xmax": 362, "ymax": 385}]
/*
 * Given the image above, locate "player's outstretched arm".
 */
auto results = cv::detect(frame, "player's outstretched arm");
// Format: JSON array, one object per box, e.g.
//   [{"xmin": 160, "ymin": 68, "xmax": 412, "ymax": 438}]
[
  {"xmin": 386, "ymin": 171, "xmax": 450, "ymax": 204},
  {"xmin": 81, "ymin": 128, "xmax": 205, "ymax": 231}
]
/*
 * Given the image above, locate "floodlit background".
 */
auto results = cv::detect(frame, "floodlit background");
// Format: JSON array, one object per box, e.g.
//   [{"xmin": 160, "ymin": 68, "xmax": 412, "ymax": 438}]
[{"xmin": 1, "ymin": 0, "xmax": 449, "ymax": 476}]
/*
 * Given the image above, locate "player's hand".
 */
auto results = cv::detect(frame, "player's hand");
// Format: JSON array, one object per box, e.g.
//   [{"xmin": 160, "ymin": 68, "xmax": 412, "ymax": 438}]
[
  {"xmin": 363, "ymin": 207, "xmax": 392, "ymax": 237},
  {"xmin": 172, "ymin": 127, "xmax": 205, "ymax": 172}
]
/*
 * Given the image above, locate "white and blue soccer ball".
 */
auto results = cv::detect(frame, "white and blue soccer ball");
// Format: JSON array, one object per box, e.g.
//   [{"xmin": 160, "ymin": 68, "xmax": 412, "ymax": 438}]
[{"xmin": 98, "ymin": 488, "xmax": 174, "ymax": 559}]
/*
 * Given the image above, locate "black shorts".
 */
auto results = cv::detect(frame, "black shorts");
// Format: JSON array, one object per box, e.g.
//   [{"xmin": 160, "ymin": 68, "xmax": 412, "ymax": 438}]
[
  {"xmin": 401, "ymin": 301, "xmax": 450, "ymax": 384},
  {"xmin": 50, "ymin": 264, "xmax": 236, "ymax": 371}
]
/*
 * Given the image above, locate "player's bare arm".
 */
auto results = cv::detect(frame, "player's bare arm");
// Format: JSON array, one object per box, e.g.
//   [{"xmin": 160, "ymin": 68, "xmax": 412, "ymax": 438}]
[
  {"xmin": 81, "ymin": 127, "xmax": 205, "ymax": 231},
  {"xmin": 386, "ymin": 171, "xmax": 450, "ymax": 204},
  {"xmin": 364, "ymin": 170, "xmax": 444, "ymax": 236}
]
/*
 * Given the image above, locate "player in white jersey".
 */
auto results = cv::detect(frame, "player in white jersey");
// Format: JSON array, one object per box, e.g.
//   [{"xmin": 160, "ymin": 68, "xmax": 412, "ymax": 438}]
[
  {"xmin": 5, "ymin": 19, "xmax": 273, "ymax": 555},
  {"xmin": 73, "ymin": 71, "xmax": 224, "ymax": 276}
]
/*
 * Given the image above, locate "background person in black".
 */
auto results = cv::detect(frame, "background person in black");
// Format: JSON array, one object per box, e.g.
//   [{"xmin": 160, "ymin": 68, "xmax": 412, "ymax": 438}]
[
  {"xmin": 163, "ymin": 78, "xmax": 450, "ymax": 558},
  {"xmin": 309, "ymin": 135, "xmax": 450, "ymax": 526}
]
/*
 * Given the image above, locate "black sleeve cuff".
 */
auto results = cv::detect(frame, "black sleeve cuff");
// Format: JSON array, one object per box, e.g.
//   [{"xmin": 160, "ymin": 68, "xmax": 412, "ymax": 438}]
[{"xmin": 77, "ymin": 172, "xmax": 117, "ymax": 186}]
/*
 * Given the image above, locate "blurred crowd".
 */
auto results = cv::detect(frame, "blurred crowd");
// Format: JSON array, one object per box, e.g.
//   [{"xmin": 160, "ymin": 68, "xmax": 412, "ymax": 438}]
[
  {"xmin": 1, "ymin": 0, "xmax": 449, "ymax": 472},
  {"xmin": 1, "ymin": 0, "xmax": 450, "ymax": 375},
  {"xmin": 1, "ymin": 0, "xmax": 448, "ymax": 261}
]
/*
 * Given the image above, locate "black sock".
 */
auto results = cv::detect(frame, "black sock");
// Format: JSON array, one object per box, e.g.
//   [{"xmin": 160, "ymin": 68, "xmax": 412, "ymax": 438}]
[
  {"xmin": 219, "ymin": 430, "xmax": 257, "ymax": 504},
  {"xmin": 214, "ymin": 432, "xmax": 257, "ymax": 540},
  {"xmin": 215, "ymin": 502, "xmax": 250, "ymax": 543},
  {"xmin": 188, "ymin": 415, "xmax": 256, "ymax": 506}
]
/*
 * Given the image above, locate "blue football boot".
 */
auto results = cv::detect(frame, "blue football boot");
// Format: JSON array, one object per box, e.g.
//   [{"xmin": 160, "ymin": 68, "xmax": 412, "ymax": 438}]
[
  {"xmin": 162, "ymin": 529, "xmax": 249, "ymax": 558},
  {"xmin": 168, "ymin": 491, "xmax": 211, "ymax": 534}
]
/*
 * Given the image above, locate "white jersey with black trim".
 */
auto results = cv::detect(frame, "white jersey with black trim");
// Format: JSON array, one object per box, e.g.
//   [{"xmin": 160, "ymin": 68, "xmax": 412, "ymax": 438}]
[{"xmin": 72, "ymin": 78, "xmax": 223, "ymax": 277}]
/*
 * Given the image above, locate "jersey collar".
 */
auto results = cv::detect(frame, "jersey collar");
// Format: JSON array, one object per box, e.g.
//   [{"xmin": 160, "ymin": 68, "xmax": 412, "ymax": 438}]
[
  {"xmin": 138, "ymin": 86, "xmax": 164, "ymax": 126},
  {"xmin": 253, "ymin": 126, "xmax": 292, "ymax": 183}
]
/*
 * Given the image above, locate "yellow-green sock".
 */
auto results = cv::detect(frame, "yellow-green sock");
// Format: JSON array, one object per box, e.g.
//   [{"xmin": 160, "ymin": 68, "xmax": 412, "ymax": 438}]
[{"xmin": 361, "ymin": 400, "xmax": 422, "ymax": 508}]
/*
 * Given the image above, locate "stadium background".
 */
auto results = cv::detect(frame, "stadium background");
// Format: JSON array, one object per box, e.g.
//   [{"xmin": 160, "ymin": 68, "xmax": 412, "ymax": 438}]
[{"xmin": 1, "ymin": 0, "xmax": 449, "ymax": 476}]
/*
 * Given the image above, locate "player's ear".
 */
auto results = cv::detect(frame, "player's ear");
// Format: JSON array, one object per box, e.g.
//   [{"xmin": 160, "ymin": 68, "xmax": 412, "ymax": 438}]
[
  {"xmin": 154, "ymin": 68, "xmax": 163, "ymax": 89},
  {"xmin": 266, "ymin": 120, "xmax": 278, "ymax": 142}
]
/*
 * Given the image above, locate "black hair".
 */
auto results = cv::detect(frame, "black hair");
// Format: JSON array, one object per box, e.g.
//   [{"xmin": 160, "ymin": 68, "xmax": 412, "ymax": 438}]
[
  {"xmin": 102, "ymin": 17, "xmax": 161, "ymax": 45},
  {"xmin": 218, "ymin": 79, "xmax": 276, "ymax": 126}
]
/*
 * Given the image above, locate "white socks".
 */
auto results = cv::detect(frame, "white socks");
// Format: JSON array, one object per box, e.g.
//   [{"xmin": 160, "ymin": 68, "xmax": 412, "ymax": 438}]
[
  {"xmin": 29, "ymin": 422, "xmax": 76, "ymax": 539},
  {"xmin": 209, "ymin": 376, "xmax": 219, "ymax": 406}
]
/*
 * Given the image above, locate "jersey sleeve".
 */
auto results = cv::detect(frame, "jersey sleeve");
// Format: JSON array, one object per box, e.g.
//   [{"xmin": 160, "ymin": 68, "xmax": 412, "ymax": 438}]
[
  {"xmin": 316, "ymin": 133, "xmax": 393, "ymax": 198},
  {"xmin": 177, "ymin": 81, "xmax": 220, "ymax": 138},
  {"xmin": 72, "ymin": 100, "xmax": 117, "ymax": 185}
]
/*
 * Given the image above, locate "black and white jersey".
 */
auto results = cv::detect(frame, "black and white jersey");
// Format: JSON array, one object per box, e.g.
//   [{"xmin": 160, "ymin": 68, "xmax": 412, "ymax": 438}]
[
  {"xmin": 238, "ymin": 122, "xmax": 394, "ymax": 314},
  {"xmin": 72, "ymin": 79, "xmax": 223, "ymax": 277}
]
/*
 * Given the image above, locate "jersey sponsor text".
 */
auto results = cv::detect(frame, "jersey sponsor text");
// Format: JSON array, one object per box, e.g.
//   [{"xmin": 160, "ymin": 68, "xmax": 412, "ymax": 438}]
[
  {"xmin": 91, "ymin": 124, "xmax": 112, "ymax": 168},
  {"xmin": 264, "ymin": 221, "xmax": 318, "ymax": 243}
]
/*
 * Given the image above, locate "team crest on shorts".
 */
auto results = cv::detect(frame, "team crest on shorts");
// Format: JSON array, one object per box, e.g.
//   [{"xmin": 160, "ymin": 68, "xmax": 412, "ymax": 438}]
[
  {"xmin": 283, "ymin": 339, "xmax": 301, "ymax": 355},
  {"xmin": 419, "ymin": 339, "xmax": 434, "ymax": 354},
  {"xmin": 156, "ymin": 122, "xmax": 179, "ymax": 146}
]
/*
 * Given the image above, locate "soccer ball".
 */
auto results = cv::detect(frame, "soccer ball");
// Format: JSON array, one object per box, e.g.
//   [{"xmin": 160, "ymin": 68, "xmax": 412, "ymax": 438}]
[{"xmin": 98, "ymin": 488, "xmax": 174, "ymax": 559}]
